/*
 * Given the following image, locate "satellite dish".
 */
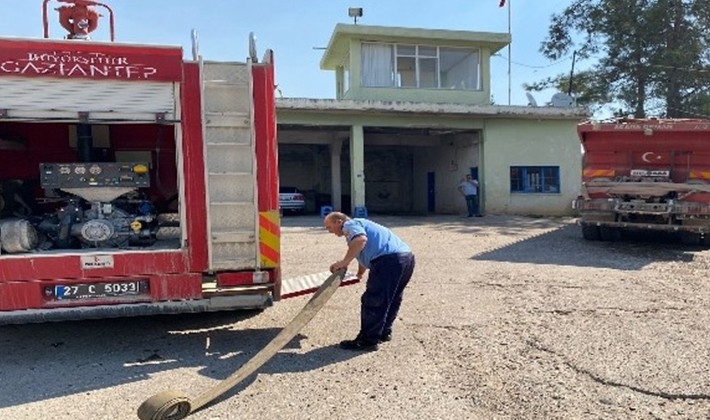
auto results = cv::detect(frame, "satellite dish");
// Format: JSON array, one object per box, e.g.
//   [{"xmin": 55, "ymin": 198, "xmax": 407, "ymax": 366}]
[
  {"xmin": 550, "ymin": 92, "xmax": 575, "ymax": 108},
  {"xmin": 525, "ymin": 92, "xmax": 538, "ymax": 107},
  {"xmin": 249, "ymin": 32, "xmax": 258, "ymax": 63}
]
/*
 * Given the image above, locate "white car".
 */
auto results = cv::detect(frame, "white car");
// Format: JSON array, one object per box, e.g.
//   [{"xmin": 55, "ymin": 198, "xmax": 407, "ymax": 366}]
[{"xmin": 279, "ymin": 186, "xmax": 306, "ymax": 213}]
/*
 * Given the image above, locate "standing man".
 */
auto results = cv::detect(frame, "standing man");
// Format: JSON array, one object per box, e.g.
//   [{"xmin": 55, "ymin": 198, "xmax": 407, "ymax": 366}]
[
  {"xmin": 324, "ymin": 211, "xmax": 415, "ymax": 352},
  {"xmin": 458, "ymin": 174, "xmax": 480, "ymax": 217}
]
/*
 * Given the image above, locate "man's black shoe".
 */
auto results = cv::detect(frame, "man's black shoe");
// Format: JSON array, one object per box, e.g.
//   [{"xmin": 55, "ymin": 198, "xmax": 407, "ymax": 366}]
[
  {"xmin": 339, "ymin": 339, "xmax": 379, "ymax": 352},
  {"xmin": 379, "ymin": 334, "xmax": 392, "ymax": 343}
]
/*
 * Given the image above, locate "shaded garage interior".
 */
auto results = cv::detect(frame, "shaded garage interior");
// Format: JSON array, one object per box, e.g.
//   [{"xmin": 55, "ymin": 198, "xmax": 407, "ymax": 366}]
[{"xmin": 278, "ymin": 124, "xmax": 480, "ymax": 215}]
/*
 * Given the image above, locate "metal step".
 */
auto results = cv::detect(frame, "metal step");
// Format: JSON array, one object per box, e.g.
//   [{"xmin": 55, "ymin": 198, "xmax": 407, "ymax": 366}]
[
  {"xmin": 201, "ymin": 60, "xmax": 257, "ymax": 270},
  {"xmin": 203, "ymin": 83, "xmax": 251, "ymax": 114},
  {"xmin": 205, "ymin": 143, "xmax": 253, "ymax": 173},
  {"xmin": 204, "ymin": 113, "xmax": 250, "ymax": 129}
]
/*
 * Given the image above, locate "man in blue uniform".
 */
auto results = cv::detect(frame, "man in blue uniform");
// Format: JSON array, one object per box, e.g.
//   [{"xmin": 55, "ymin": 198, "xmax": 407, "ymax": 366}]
[{"xmin": 324, "ymin": 211, "xmax": 415, "ymax": 351}]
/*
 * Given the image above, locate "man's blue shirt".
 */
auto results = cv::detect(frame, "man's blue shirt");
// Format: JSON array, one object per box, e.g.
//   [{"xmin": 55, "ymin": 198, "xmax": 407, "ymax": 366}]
[{"xmin": 343, "ymin": 218, "xmax": 411, "ymax": 268}]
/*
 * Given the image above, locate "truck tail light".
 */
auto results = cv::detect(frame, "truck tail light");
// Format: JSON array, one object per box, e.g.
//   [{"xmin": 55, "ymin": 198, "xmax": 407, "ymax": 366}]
[
  {"xmin": 216, "ymin": 270, "xmax": 272, "ymax": 287},
  {"xmin": 252, "ymin": 271, "xmax": 270, "ymax": 284}
]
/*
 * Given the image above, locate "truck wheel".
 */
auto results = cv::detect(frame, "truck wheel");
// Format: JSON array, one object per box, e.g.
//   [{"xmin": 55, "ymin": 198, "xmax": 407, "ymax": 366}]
[
  {"xmin": 599, "ymin": 226, "xmax": 621, "ymax": 241},
  {"xmin": 680, "ymin": 231, "xmax": 701, "ymax": 245},
  {"xmin": 581, "ymin": 225, "xmax": 600, "ymax": 241},
  {"xmin": 137, "ymin": 389, "xmax": 191, "ymax": 420}
]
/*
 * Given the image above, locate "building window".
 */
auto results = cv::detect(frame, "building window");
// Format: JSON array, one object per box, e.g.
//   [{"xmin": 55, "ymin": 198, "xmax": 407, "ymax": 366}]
[
  {"xmin": 510, "ymin": 166, "xmax": 560, "ymax": 193},
  {"xmin": 361, "ymin": 42, "xmax": 480, "ymax": 90},
  {"xmin": 440, "ymin": 47, "xmax": 479, "ymax": 90},
  {"xmin": 343, "ymin": 53, "xmax": 350, "ymax": 93},
  {"xmin": 361, "ymin": 43, "xmax": 395, "ymax": 87}
]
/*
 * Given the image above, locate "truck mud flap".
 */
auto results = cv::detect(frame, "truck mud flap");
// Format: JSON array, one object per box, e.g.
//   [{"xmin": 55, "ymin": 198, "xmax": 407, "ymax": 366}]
[{"xmin": 137, "ymin": 269, "xmax": 348, "ymax": 420}]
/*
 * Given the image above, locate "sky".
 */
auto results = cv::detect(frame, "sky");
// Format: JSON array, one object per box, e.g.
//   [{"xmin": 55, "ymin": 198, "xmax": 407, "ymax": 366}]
[{"xmin": 1, "ymin": 0, "xmax": 580, "ymax": 107}]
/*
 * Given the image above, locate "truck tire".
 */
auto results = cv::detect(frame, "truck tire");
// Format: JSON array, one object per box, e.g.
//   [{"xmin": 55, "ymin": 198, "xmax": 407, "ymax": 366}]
[
  {"xmin": 581, "ymin": 224, "xmax": 600, "ymax": 241},
  {"xmin": 599, "ymin": 226, "xmax": 621, "ymax": 242}
]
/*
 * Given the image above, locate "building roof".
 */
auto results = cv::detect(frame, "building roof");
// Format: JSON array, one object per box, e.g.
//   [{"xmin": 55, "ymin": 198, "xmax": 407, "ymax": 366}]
[
  {"xmin": 320, "ymin": 23, "xmax": 511, "ymax": 69},
  {"xmin": 277, "ymin": 98, "xmax": 588, "ymax": 120}
]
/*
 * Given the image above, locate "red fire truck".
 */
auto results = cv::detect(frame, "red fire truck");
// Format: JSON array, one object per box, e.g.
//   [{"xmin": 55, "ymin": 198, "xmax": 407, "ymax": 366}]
[
  {"xmin": 0, "ymin": 1, "xmax": 331, "ymax": 325},
  {"xmin": 574, "ymin": 118, "xmax": 710, "ymax": 244}
]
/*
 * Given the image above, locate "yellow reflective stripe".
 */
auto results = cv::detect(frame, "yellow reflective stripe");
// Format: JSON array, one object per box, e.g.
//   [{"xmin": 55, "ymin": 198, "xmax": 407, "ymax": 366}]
[
  {"xmin": 583, "ymin": 169, "xmax": 615, "ymax": 177},
  {"xmin": 259, "ymin": 210, "xmax": 280, "ymax": 268},
  {"xmin": 689, "ymin": 171, "xmax": 710, "ymax": 180}
]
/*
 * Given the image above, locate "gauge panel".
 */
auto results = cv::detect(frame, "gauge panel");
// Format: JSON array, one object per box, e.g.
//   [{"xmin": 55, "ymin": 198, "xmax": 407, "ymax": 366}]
[{"xmin": 40, "ymin": 162, "xmax": 151, "ymax": 189}]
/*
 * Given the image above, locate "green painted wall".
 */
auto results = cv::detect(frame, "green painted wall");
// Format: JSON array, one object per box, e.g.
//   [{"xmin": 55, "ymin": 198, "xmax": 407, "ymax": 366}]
[{"xmin": 481, "ymin": 119, "xmax": 581, "ymax": 216}]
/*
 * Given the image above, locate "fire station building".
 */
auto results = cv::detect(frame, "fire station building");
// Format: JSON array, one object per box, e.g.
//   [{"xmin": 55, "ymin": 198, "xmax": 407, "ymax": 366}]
[{"xmin": 276, "ymin": 23, "xmax": 587, "ymax": 216}]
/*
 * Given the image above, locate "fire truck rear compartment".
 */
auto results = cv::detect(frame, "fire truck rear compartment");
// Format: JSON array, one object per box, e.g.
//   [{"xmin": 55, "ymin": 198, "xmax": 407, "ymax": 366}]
[{"xmin": 0, "ymin": 121, "xmax": 182, "ymax": 254}]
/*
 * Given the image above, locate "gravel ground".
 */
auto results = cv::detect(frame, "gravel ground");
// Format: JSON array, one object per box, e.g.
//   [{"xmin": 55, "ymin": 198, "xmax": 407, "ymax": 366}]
[{"xmin": 1, "ymin": 214, "xmax": 709, "ymax": 420}]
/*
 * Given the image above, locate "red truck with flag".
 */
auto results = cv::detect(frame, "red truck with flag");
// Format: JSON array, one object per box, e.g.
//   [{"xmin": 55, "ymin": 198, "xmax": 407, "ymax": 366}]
[
  {"xmin": 0, "ymin": 0, "xmax": 347, "ymax": 325},
  {"xmin": 573, "ymin": 118, "xmax": 710, "ymax": 244}
]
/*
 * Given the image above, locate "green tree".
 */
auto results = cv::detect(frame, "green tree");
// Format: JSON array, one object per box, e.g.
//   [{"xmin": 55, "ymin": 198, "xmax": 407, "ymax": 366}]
[{"xmin": 532, "ymin": 0, "xmax": 710, "ymax": 118}]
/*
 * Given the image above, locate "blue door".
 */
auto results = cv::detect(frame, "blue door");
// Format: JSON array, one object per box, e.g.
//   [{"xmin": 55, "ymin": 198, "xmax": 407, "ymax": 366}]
[
  {"xmin": 470, "ymin": 167, "xmax": 480, "ymax": 214},
  {"xmin": 427, "ymin": 172, "xmax": 435, "ymax": 212},
  {"xmin": 470, "ymin": 167, "xmax": 478, "ymax": 180}
]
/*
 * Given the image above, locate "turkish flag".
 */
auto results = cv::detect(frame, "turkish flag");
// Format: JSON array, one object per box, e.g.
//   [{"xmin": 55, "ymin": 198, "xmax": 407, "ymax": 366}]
[{"xmin": 499, "ymin": 0, "xmax": 506, "ymax": 6}]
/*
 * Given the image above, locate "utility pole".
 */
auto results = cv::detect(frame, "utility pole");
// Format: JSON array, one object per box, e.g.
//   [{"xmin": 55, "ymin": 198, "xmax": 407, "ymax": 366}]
[{"xmin": 506, "ymin": 0, "xmax": 511, "ymax": 105}]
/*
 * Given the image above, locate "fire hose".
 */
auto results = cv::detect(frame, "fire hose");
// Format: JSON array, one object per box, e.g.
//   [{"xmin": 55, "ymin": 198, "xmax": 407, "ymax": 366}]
[{"xmin": 136, "ymin": 269, "xmax": 347, "ymax": 420}]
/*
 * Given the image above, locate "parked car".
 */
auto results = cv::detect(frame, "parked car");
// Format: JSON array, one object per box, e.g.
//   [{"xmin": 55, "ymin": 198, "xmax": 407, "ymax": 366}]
[{"xmin": 279, "ymin": 186, "xmax": 306, "ymax": 213}]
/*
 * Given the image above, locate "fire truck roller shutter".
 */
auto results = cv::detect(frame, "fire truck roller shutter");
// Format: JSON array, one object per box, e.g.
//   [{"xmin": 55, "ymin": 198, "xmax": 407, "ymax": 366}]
[{"xmin": 0, "ymin": 77, "xmax": 177, "ymax": 122}]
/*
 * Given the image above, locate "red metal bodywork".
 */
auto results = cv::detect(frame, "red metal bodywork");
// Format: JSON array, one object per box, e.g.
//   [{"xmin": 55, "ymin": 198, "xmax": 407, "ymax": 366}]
[
  {"xmin": 0, "ymin": 37, "xmax": 183, "ymax": 82},
  {"xmin": 252, "ymin": 50, "xmax": 282, "ymax": 298},
  {"xmin": 575, "ymin": 118, "xmax": 710, "ymax": 241}
]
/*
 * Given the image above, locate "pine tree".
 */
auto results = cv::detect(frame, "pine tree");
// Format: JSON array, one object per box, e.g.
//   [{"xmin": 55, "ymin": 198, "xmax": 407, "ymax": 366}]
[{"xmin": 532, "ymin": 0, "xmax": 710, "ymax": 118}]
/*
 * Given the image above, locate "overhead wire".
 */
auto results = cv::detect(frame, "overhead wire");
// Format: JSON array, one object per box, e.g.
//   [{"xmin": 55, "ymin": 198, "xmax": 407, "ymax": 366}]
[{"xmin": 492, "ymin": 53, "xmax": 573, "ymax": 69}]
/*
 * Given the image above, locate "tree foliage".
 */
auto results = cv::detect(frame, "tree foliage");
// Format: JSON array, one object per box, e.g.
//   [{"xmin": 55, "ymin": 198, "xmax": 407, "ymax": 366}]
[{"xmin": 532, "ymin": 0, "xmax": 710, "ymax": 118}]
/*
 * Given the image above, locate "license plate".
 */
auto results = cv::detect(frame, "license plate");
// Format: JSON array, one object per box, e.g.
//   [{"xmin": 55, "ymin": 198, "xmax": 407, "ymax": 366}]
[
  {"xmin": 54, "ymin": 281, "xmax": 148, "ymax": 300},
  {"xmin": 630, "ymin": 169, "xmax": 670, "ymax": 177}
]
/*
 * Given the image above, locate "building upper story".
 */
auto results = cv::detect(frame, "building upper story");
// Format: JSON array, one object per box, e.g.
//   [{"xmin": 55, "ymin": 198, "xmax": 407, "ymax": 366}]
[{"xmin": 319, "ymin": 23, "xmax": 511, "ymax": 105}]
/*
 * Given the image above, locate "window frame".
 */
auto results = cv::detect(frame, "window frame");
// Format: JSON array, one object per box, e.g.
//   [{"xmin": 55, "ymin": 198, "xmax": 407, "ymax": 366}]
[
  {"xmin": 510, "ymin": 166, "xmax": 561, "ymax": 194},
  {"xmin": 361, "ymin": 42, "xmax": 480, "ymax": 90}
]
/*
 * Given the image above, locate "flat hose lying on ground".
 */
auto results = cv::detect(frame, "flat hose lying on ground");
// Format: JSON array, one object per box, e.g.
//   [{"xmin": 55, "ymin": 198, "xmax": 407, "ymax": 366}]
[{"xmin": 136, "ymin": 269, "xmax": 347, "ymax": 420}]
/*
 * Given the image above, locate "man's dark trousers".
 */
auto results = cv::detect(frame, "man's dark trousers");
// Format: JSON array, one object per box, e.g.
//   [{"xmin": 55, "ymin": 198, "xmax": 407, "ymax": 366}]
[
  {"xmin": 358, "ymin": 252, "xmax": 415, "ymax": 343},
  {"xmin": 465, "ymin": 194, "xmax": 479, "ymax": 216}
]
